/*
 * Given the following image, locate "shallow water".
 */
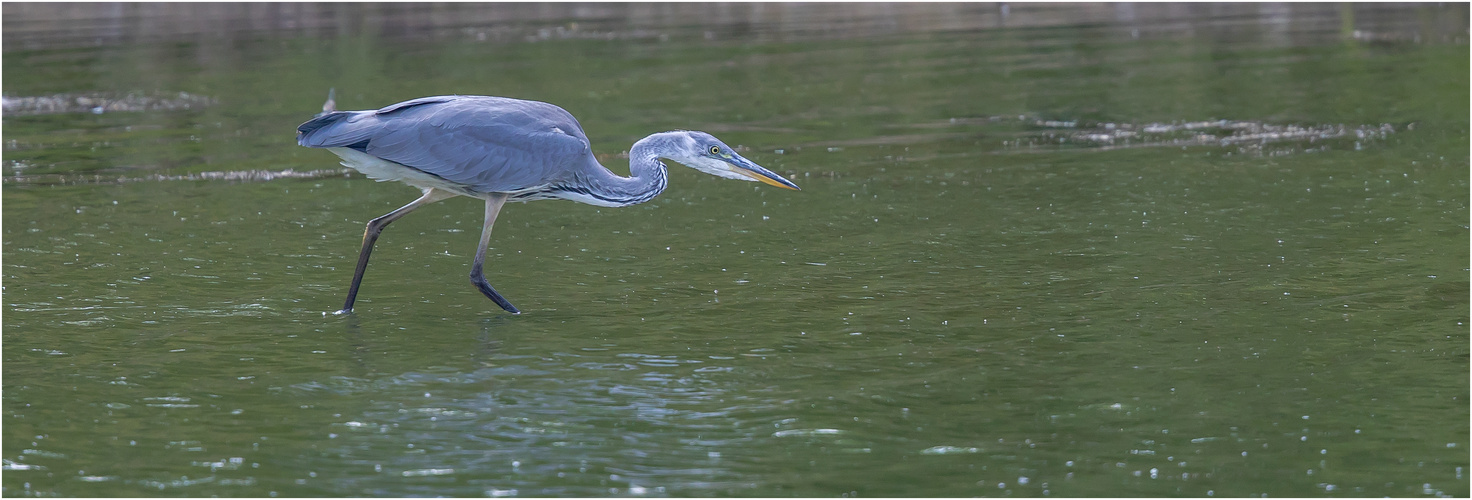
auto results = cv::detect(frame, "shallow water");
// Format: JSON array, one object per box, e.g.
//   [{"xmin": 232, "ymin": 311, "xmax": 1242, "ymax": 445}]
[{"xmin": 3, "ymin": 3, "xmax": 1468, "ymax": 497}]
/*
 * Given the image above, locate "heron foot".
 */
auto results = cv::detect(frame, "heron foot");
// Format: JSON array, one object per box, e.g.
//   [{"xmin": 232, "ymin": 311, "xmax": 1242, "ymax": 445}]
[{"xmin": 471, "ymin": 275, "xmax": 521, "ymax": 314}]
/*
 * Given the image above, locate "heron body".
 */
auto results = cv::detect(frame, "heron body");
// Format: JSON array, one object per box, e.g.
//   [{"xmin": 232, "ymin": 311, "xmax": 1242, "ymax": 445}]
[{"xmin": 297, "ymin": 94, "xmax": 799, "ymax": 314}]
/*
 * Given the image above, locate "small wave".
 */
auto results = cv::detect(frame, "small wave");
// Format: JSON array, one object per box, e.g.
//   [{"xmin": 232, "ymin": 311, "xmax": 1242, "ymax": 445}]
[
  {"xmin": 8, "ymin": 168, "xmax": 354, "ymax": 186},
  {"xmin": 2, "ymin": 91, "xmax": 216, "ymax": 116}
]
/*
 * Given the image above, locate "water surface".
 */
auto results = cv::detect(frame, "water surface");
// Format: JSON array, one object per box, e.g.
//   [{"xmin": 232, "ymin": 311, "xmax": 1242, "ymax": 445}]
[{"xmin": 3, "ymin": 3, "xmax": 1467, "ymax": 497}]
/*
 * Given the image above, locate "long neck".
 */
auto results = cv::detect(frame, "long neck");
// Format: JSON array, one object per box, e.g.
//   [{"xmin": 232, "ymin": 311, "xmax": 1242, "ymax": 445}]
[{"xmin": 573, "ymin": 136, "xmax": 669, "ymax": 208}]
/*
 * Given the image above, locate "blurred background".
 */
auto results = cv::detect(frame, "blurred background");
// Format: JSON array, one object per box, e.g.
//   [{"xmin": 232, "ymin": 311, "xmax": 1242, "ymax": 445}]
[{"xmin": 3, "ymin": 2, "xmax": 1468, "ymax": 497}]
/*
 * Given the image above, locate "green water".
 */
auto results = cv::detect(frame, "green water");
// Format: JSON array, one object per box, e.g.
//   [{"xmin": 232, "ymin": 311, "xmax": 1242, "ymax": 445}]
[{"xmin": 4, "ymin": 5, "xmax": 1468, "ymax": 497}]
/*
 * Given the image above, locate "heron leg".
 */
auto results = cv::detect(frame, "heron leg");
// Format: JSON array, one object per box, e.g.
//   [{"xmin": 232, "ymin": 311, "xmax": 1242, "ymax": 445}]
[
  {"xmin": 338, "ymin": 188, "xmax": 458, "ymax": 314},
  {"xmin": 470, "ymin": 193, "xmax": 520, "ymax": 314}
]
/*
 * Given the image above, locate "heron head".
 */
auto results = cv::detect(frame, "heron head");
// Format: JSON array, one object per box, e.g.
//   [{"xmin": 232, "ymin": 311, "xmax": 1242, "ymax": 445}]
[{"xmin": 646, "ymin": 131, "xmax": 800, "ymax": 190}]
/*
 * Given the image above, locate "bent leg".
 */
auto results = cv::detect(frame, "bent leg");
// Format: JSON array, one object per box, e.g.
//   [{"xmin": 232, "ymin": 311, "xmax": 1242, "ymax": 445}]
[{"xmin": 339, "ymin": 188, "xmax": 458, "ymax": 314}]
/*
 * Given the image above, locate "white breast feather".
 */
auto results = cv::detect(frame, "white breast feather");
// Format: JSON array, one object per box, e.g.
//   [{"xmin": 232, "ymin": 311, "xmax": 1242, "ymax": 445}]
[{"xmin": 328, "ymin": 147, "xmax": 478, "ymax": 196}]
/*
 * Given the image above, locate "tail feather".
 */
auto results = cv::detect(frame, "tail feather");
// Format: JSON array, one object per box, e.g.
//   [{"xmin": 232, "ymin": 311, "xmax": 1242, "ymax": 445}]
[
  {"xmin": 297, "ymin": 111, "xmax": 354, "ymax": 147},
  {"xmin": 299, "ymin": 88, "xmax": 355, "ymax": 148}
]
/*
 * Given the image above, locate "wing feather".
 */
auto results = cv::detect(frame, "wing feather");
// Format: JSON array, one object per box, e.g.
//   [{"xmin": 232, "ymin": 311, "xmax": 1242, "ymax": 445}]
[{"xmin": 296, "ymin": 96, "xmax": 594, "ymax": 193}]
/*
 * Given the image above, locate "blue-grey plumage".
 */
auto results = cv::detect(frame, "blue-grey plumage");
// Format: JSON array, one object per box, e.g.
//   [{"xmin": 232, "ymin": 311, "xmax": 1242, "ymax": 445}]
[
  {"xmin": 299, "ymin": 96, "xmax": 589, "ymax": 197},
  {"xmin": 296, "ymin": 93, "xmax": 800, "ymax": 315}
]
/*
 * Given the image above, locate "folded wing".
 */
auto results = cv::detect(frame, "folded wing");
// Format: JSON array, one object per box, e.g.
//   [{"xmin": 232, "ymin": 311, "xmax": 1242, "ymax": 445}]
[{"xmin": 297, "ymin": 95, "xmax": 595, "ymax": 194}]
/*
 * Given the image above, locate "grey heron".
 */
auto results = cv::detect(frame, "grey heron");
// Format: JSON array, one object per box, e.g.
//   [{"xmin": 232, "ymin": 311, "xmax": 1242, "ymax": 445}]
[{"xmin": 297, "ymin": 93, "xmax": 800, "ymax": 315}]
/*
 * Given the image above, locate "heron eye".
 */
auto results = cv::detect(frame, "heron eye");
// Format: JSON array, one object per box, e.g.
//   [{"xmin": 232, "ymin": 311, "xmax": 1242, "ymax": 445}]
[{"xmin": 709, "ymin": 146, "xmax": 720, "ymax": 155}]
